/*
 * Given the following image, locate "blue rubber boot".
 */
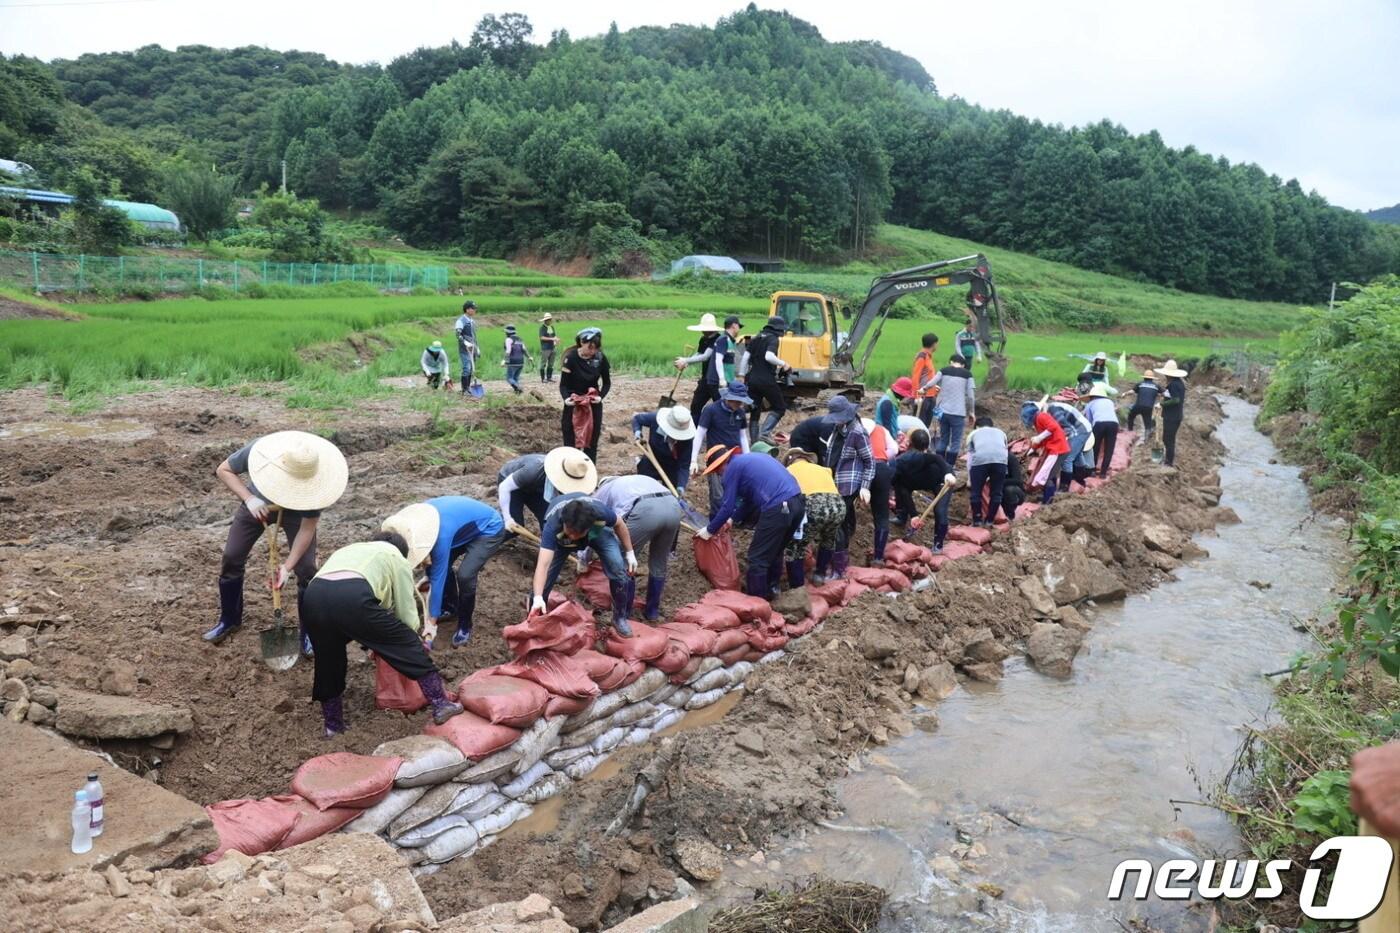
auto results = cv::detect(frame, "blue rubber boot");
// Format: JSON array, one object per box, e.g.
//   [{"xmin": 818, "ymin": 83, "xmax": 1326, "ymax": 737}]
[
  {"xmin": 203, "ymin": 578, "xmax": 243, "ymax": 643},
  {"xmin": 643, "ymin": 577, "xmax": 665, "ymax": 622},
  {"xmin": 452, "ymin": 592, "xmax": 476, "ymax": 647}
]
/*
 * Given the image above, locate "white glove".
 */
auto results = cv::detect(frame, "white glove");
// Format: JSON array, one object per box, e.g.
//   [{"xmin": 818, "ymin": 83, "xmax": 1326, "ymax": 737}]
[
  {"xmin": 944, "ymin": 473, "xmax": 958, "ymax": 487},
  {"xmin": 858, "ymin": 488, "xmax": 872, "ymax": 507},
  {"xmin": 421, "ymin": 621, "xmax": 438, "ymax": 648},
  {"xmin": 244, "ymin": 495, "xmax": 270, "ymax": 522},
  {"xmin": 564, "ymin": 397, "xmax": 576, "ymax": 407},
  {"xmin": 673, "ymin": 357, "xmax": 688, "ymax": 370},
  {"xmin": 505, "ymin": 520, "xmax": 526, "ymax": 536},
  {"xmin": 634, "ymin": 432, "xmax": 643, "ymax": 442},
  {"xmin": 694, "ymin": 527, "xmax": 713, "ymax": 541},
  {"xmin": 530, "ymin": 595, "xmax": 547, "ymax": 615},
  {"xmin": 625, "ymin": 550, "xmax": 638, "ymax": 574},
  {"xmin": 690, "ymin": 460, "xmax": 703, "ymax": 476}
]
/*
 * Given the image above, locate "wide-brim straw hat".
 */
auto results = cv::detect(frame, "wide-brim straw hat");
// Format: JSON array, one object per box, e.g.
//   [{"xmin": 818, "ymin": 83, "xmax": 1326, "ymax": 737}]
[
  {"xmin": 686, "ymin": 313, "xmax": 721, "ymax": 333},
  {"xmin": 1143, "ymin": 369, "xmax": 1156, "ymax": 379},
  {"xmin": 656, "ymin": 405, "xmax": 697, "ymax": 442},
  {"xmin": 382, "ymin": 503, "xmax": 440, "ymax": 568},
  {"xmin": 544, "ymin": 447, "xmax": 598, "ymax": 495},
  {"xmin": 1087, "ymin": 383, "xmax": 1111, "ymax": 398},
  {"xmin": 539, "ymin": 314, "xmax": 553, "ymax": 322},
  {"xmin": 702, "ymin": 444, "xmax": 738, "ymax": 476},
  {"xmin": 1158, "ymin": 359, "xmax": 1188, "ymax": 378},
  {"xmin": 248, "ymin": 431, "xmax": 348, "ymax": 512}
]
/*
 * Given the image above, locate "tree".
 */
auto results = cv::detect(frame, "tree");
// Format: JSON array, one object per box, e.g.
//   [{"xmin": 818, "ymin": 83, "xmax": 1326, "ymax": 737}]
[
  {"xmin": 161, "ymin": 162, "xmax": 235, "ymax": 242},
  {"xmin": 67, "ymin": 167, "xmax": 133, "ymax": 252}
]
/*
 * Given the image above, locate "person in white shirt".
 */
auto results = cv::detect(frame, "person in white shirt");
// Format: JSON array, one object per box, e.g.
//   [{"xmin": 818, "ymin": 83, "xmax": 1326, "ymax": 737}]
[
  {"xmin": 965, "ymin": 415, "xmax": 1009, "ymax": 528},
  {"xmin": 1084, "ymin": 383, "xmax": 1120, "ymax": 478}
]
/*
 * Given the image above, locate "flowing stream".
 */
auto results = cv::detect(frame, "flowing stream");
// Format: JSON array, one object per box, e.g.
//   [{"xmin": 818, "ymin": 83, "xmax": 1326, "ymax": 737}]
[{"xmin": 719, "ymin": 396, "xmax": 1346, "ymax": 931}]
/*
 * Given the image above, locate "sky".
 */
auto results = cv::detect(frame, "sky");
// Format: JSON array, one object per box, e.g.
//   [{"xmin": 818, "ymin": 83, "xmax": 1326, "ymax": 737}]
[{"xmin": 3, "ymin": 0, "xmax": 1397, "ymax": 211}]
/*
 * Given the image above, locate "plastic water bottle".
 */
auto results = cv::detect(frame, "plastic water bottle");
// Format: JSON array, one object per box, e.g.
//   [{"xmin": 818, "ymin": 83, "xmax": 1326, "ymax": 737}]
[
  {"xmin": 70, "ymin": 791, "xmax": 92, "ymax": 854},
  {"xmin": 83, "ymin": 772, "xmax": 104, "ymax": 836}
]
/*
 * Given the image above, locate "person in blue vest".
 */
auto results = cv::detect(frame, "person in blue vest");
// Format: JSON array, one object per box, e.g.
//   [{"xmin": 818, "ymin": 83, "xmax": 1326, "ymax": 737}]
[
  {"xmin": 382, "ymin": 497, "xmax": 509, "ymax": 648},
  {"xmin": 454, "ymin": 301, "xmax": 479, "ymax": 396},
  {"xmin": 632, "ymin": 404, "xmax": 697, "ymax": 492},
  {"xmin": 677, "ymin": 313, "xmax": 743, "ymax": 420},
  {"xmin": 690, "ymin": 381, "xmax": 753, "ymax": 514},
  {"xmin": 697, "ymin": 447, "xmax": 805, "ymax": 598},
  {"xmin": 503, "ymin": 324, "xmax": 531, "ymax": 394}
]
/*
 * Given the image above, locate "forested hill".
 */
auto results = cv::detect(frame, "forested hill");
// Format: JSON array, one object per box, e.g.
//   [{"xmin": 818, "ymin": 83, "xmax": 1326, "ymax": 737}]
[
  {"xmin": 5, "ymin": 5, "xmax": 1399, "ymax": 302},
  {"xmin": 1366, "ymin": 204, "xmax": 1400, "ymax": 225}
]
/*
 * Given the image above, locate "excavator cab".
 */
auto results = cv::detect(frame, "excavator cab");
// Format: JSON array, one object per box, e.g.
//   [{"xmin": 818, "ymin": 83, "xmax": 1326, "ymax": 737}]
[{"xmin": 769, "ymin": 291, "xmax": 838, "ymax": 383}]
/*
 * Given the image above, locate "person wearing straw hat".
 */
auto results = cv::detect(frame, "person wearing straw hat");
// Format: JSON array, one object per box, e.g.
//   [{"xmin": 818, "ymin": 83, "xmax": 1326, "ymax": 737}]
[
  {"xmin": 698, "ymin": 446, "xmax": 805, "ymax": 598},
  {"xmin": 678, "ymin": 313, "xmax": 742, "ymax": 421},
  {"xmin": 383, "ymin": 497, "xmax": 508, "ymax": 649},
  {"xmin": 529, "ymin": 482, "xmax": 638, "ymax": 637},
  {"xmin": 454, "ymin": 301, "xmax": 480, "ymax": 396},
  {"xmin": 1084, "ymin": 383, "xmax": 1120, "ymax": 478},
  {"xmin": 892, "ymin": 428, "xmax": 956, "ymax": 552},
  {"xmin": 301, "ymin": 529, "xmax": 464, "ymax": 736},
  {"xmin": 503, "ymin": 324, "xmax": 531, "ymax": 394},
  {"xmin": 559, "ymin": 327, "xmax": 610, "ymax": 462},
  {"xmin": 1021, "ymin": 400, "xmax": 1071, "ymax": 504},
  {"xmin": 1127, "ymin": 369, "xmax": 1160, "ymax": 446},
  {"xmin": 739, "ymin": 316, "xmax": 793, "ymax": 442},
  {"xmin": 205, "ymin": 431, "xmax": 348, "ymax": 647},
  {"xmin": 632, "ymin": 404, "xmax": 697, "ymax": 492},
  {"xmin": 782, "ymin": 449, "xmax": 844, "ymax": 585},
  {"xmin": 1157, "ymin": 359, "xmax": 1189, "ymax": 466},
  {"xmin": 692, "ymin": 380, "xmax": 753, "ymax": 514},
  {"xmin": 538, "ymin": 314, "xmax": 559, "ymax": 383},
  {"xmin": 420, "ymin": 340, "xmax": 451, "ymax": 390},
  {"xmin": 590, "ymin": 474, "xmax": 683, "ymax": 621}
]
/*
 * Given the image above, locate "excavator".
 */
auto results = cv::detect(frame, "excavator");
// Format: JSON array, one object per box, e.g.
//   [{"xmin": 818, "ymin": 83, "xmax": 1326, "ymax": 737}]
[{"xmin": 765, "ymin": 254, "xmax": 1008, "ymax": 401}]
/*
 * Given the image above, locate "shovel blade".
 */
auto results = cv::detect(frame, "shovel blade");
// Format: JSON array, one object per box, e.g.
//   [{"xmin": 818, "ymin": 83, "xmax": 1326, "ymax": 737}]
[
  {"xmin": 658, "ymin": 395, "xmax": 676, "ymax": 409},
  {"xmin": 469, "ymin": 382, "xmax": 486, "ymax": 399},
  {"xmin": 1150, "ymin": 446, "xmax": 1165, "ymax": 464},
  {"xmin": 260, "ymin": 620, "xmax": 301, "ymax": 671}
]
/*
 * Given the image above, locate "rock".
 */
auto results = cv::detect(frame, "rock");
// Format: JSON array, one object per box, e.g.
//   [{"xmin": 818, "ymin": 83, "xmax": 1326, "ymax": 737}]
[
  {"xmin": 1, "ymin": 678, "xmax": 27, "ymax": 702},
  {"xmin": 902, "ymin": 664, "xmax": 920, "ymax": 694},
  {"xmin": 26, "ymin": 702, "xmax": 53, "ymax": 725},
  {"xmin": 150, "ymin": 733, "xmax": 177, "ymax": 750},
  {"xmin": 0, "ymin": 634, "xmax": 30, "ymax": 661},
  {"xmin": 301, "ymin": 863, "xmax": 340, "ymax": 881},
  {"xmin": 858, "ymin": 628, "xmax": 898, "ymax": 661},
  {"xmin": 1211, "ymin": 506, "xmax": 1241, "ymax": 525},
  {"xmin": 770, "ymin": 587, "xmax": 811, "ymax": 620},
  {"xmin": 6, "ymin": 699, "xmax": 29, "ymax": 722},
  {"xmin": 1057, "ymin": 605, "xmax": 1092, "ymax": 634},
  {"xmin": 562, "ymin": 872, "xmax": 587, "ymax": 898},
  {"xmin": 916, "ymin": 662, "xmax": 957, "ymax": 701},
  {"xmin": 1015, "ymin": 576, "xmax": 1058, "ymax": 618},
  {"xmin": 961, "ymin": 661, "xmax": 1003, "ymax": 683},
  {"xmin": 29, "ymin": 685, "xmax": 57, "ymax": 708},
  {"xmin": 617, "ymin": 849, "xmax": 643, "ymax": 874},
  {"xmin": 1180, "ymin": 540, "xmax": 1209, "ymax": 561},
  {"xmin": 1147, "ymin": 550, "xmax": 1181, "ymax": 572},
  {"xmin": 963, "ymin": 629, "xmax": 1010, "ymax": 664},
  {"xmin": 55, "ymin": 688, "xmax": 192, "ymax": 739},
  {"xmin": 1139, "ymin": 521, "xmax": 1185, "ymax": 558},
  {"xmin": 344, "ymin": 904, "xmax": 381, "ymax": 931},
  {"xmin": 516, "ymin": 893, "xmax": 554, "ymax": 922},
  {"xmin": 104, "ymin": 864, "xmax": 131, "ymax": 898},
  {"xmin": 282, "ymin": 871, "xmax": 321, "ymax": 897},
  {"xmin": 734, "ymin": 729, "xmax": 766, "ymax": 756},
  {"xmin": 7, "ymin": 658, "xmax": 35, "ymax": 679},
  {"xmin": 675, "ymin": 837, "xmax": 724, "ymax": 882},
  {"xmin": 930, "ymin": 855, "xmax": 961, "ymax": 878},
  {"xmin": 1027, "ymin": 623, "xmax": 1083, "ymax": 678},
  {"xmin": 206, "ymin": 853, "xmax": 249, "ymax": 887},
  {"xmin": 1082, "ymin": 559, "xmax": 1127, "ymax": 603},
  {"xmin": 99, "ymin": 659, "xmax": 139, "ymax": 697}
]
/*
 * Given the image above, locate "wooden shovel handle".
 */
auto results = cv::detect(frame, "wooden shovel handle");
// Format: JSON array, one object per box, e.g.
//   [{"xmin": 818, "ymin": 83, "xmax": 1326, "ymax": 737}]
[{"xmin": 267, "ymin": 510, "xmax": 284, "ymax": 611}]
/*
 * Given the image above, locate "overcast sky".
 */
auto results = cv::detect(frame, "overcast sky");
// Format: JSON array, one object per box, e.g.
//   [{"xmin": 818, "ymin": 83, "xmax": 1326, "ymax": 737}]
[{"xmin": 3, "ymin": 0, "xmax": 1396, "ymax": 210}]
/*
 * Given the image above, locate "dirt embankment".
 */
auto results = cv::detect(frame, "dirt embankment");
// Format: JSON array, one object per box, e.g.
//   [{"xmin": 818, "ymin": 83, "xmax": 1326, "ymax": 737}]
[{"xmin": 0, "ymin": 372, "xmax": 1232, "ymax": 930}]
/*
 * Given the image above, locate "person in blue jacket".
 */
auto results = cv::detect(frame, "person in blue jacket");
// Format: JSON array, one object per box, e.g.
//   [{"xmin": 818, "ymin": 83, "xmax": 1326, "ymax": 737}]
[{"xmin": 696, "ymin": 447, "xmax": 805, "ymax": 598}]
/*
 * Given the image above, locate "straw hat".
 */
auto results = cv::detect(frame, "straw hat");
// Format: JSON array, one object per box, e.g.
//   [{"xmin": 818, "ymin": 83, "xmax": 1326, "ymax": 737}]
[
  {"xmin": 686, "ymin": 313, "xmax": 721, "ymax": 333},
  {"xmin": 381, "ymin": 503, "xmax": 440, "ymax": 568},
  {"xmin": 544, "ymin": 447, "xmax": 598, "ymax": 495},
  {"xmin": 248, "ymin": 431, "xmax": 348, "ymax": 512},
  {"xmin": 702, "ymin": 444, "xmax": 738, "ymax": 476},
  {"xmin": 656, "ymin": 405, "xmax": 697, "ymax": 442},
  {"xmin": 1087, "ymin": 383, "xmax": 1111, "ymax": 399},
  {"xmin": 539, "ymin": 313, "xmax": 553, "ymax": 322},
  {"xmin": 1158, "ymin": 359, "xmax": 1188, "ymax": 378},
  {"xmin": 430, "ymin": 339, "xmax": 443, "ymax": 350},
  {"xmin": 1142, "ymin": 369, "xmax": 1156, "ymax": 379},
  {"xmin": 1094, "ymin": 351, "xmax": 1107, "ymax": 361}
]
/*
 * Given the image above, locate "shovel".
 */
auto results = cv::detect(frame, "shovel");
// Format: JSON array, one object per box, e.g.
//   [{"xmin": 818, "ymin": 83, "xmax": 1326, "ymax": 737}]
[
  {"xmin": 910, "ymin": 482, "xmax": 955, "ymax": 532},
  {"xmin": 634, "ymin": 439, "xmax": 707, "ymax": 527},
  {"xmin": 1150, "ymin": 418, "xmax": 1165, "ymax": 464},
  {"xmin": 468, "ymin": 378, "xmax": 486, "ymax": 399},
  {"xmin": 259, "ymin": 511, "xmax": 301, "ymax": 671},
  {"xmin": 659, "ymin": 344, "xmax": 690, "ymax": 408},
  {"xmin": 510, "ymin": 524, "xmax": 585, "ymax": 572}
]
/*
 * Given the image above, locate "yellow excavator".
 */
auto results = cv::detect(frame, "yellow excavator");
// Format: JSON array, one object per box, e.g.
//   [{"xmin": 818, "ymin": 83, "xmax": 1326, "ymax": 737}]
[{"xmin": 765, "ymin": 254, "xmax": 1008, "ymax": 400}]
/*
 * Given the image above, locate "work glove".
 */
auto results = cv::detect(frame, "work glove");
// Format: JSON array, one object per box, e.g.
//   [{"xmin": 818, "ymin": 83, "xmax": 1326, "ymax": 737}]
[
  {"xmin": 690, "ymin": 460, "xmax": 702, "ymax": 477},
  {"xmin": 673, "ymin": 357, "xmax": 687, "ymax": 370},
  {"xmin": 564, "ymin": 397, "xmax": 576, "ymax": 407},
  {"xmin": 505, "ymin": 520, "xmax": 526, "ymax": 536},
  {"xmin": 944, "ymin": 473, "xmax": 958, "ymax": 487},
  {"xmin": 858, "ymin": 488, "xmax": 872, "ymax": 507},
  {"xmin": 421, "ymin": 621, "xmax": 438, "ymax": 650},
  {"xmin": 910, "ymin": 517, "xmax": 925, "ymax": 532},
  {"xmin": 694, "ymin": 527, "xmax": 713, "ymax": 541},
  {"xmin": 634, "ymin": 431, "xmax": 643, "ymax": 443},
  {"xmin": 625, "ymin": 550, "xmax": 638, "ymax": 575},
  {"xmin": 529, "ymin": 595, "xmax": 547, "ymax": 616},
  {"xmin": 244, "ymin": 495, "xmax": 270, "ymax": 523}
]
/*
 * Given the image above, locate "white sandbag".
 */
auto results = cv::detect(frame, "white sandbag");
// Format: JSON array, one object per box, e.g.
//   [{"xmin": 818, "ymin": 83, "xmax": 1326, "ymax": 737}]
[
  {"xmin": 686, "ymin": 657, "xmax": 723, "ymax": 684},
  {"xmin": 608, "ymin": 700, "xmax": 657, "ymax": 728},
  {"xmin": 665, "ymin": 687, "xmax": 694, "ymax": 708},
  {"xmin": 685, "ymin": 687, "xmax": 728, "ymax": 710},
  {"xmin": 621, "ymin": 726, "xmax": 652, "ymax": 748},
  {"xmin": 758, "ymin": 650, "xmax": 785, "ymax": 665},
  {"xmin": 632, "ymin": 706, "xmax": 668, "ymax": 729},
  {"xmin": 545, "ymin": 745, "xmax": 594, "ymax": 770},
  {"xmin": 420, "ymin": 823, "xmax": 481, "ymax": 864},
  {"xmin": 445, "ymin": 782, "xmax": 497, "ymax": 814},
  {"xmin": 590, "ymin": 725, "xmax": 630, "ymax": 755},
  {"xmin": 563, "ymin": 754, "xmax": 606, "ymax": 780},
  {"xmin": 691, "ymin": 668, "xmax": 732, "ymax": 693},
  {"xmin": 620, "ymin": 668, "xmax": 668, "ymax": 704},
  {"xmin": 651, "ymin": 708, "xmax": 685, "ymax": 733},
  {"xmin": 399, "ymin": 846, "xmax": 429, "ymax": 867},
  {"xmin": 411, "ymin": 863, "xmax": 443, "ymax": 879},
  {"xmin": 649, "ymin": 684, "xmax": 678, "ymax": 706},
  {"xmin": 499, "ymin": 761, "xmax": 554, "ymax": 800},
  {"xmin": 392, "ymin": 813, "xmax": 472, "ymax": 848},
  {"xmin": 512, "ymin": 715, "xmax": 565, "ymax": 777},
  {"xmin": 471, "ymin": 800, "xmax": 532, "ymax": 838},
  {"xmin": 562, "ymin": 715, "xmax": 618, "ymax": 749},
  {"xmin": 727, "ymin": 660, "xmax": 755, "ymax": 684},
  {"xmin": 562, "ymin": 691, "xmax": 628, "ymax": 733},
  {"xmin": 375, "ymin": 735, "xmax": 468, "ymax": 788},
  {"xmin": 388, "ymin": 783, "xmax": 461, "ymax": 839},
  {"xmin": 518, "ymin": 771, "xmax": 572, "ymax": 805},
  {"xmin": 452, "ymin": 790, "xmax": 508, "ymax": 822},
  {"xmin": 452, "ymin": 747, "xmax": 521, "ymax": 785},
  {"xmin": 342, "ymin": 786, "xmax": 428, "ymax": 835}
]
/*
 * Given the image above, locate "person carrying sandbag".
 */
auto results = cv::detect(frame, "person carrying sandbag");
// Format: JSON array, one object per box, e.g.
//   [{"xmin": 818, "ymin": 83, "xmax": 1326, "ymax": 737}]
[
  {"xmin": 589, "ymin": 474, "xmax": 683, "ymax": 622},
  {"xmin": 205, "ymin": 431, "xmax": 348, "ymax": 651},
  {"xmin": 301, "ymin": 532, "xmax": 464, "ymax": 736},
  {"xmin": 697, "ymin": 446, "xmax": 806, "ymax": 598},
  {"xmin": 559, "ymin": 327, "xmax": 611, "ymax": 462},
  {"xmin": 892, "ymin": 428, "xmax": 957, "ymax": 553}
]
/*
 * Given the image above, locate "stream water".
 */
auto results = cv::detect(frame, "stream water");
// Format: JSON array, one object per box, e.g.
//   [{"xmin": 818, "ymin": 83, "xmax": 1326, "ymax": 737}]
[{"xmin": 721, "ymin": 396, "xmax": 1347, "ymax": 931}]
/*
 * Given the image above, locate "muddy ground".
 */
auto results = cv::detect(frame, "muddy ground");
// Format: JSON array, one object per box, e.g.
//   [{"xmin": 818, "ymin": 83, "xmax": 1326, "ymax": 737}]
[{"xmin": 0, "ymin": 365, "xmax": 1234, "ymax": 929}]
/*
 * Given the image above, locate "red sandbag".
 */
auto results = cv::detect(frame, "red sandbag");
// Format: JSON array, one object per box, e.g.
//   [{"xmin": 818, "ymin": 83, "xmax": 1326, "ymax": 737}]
[
  {"xmin": 570, "ymin": 389, "xmax": 599, "ymax": 451},
  {"xmin": 693, "ymin": 527, "xmax": 741, "ymax": 590},
  {"xmin": 602, "ymin": 620, "xmax": 670, "ymax": 662},
  {"xmin": 652, "ymin": 640, "xmax": 693, "ymax": 674},
  {"xmin": 672, "ymin": 602, "xmax": 743, "ymax": 631},
  {"xmin": 668, "ymin": 656, "xmax": 703, "ymax": 684},
  {"xmin": 719, "ymin": 644, "xmax": 751, "ymax": 665},
  {"xmin": 573, "ymin": 647, "xmax": 628, "ymax": 684},
  {"xmin": 545, "ymin": 694, "xmax": 591, "ymax": 717},
  {"xmin": 615, "ymin": 657, "xmax": 646, "ymax": 687},
  {"xmin": 202, "ymin": 798, "xmax": 300, "ymax": 863},
  {"xmin": 942, "ymin": 540, "xmax": 984, "ymax": 561},
  {"xmin": 846, "ymin": 566, "xmax": 912, "ymax": 592},
  {"xmin": 659, "ymin": 621, "xmax": 720, "ymax": 656},
  {"xmin": 743, "ymin": 646, "xmax": 769, "ymax": 662},
  {"xmin": 759, "ymin": 611, "xmax": 787, "ymax": 636},
  {"xmin": 842, "ymin": 580, "xmax": 871, "ymax": 603},
  {"xmin": 713, "ymin": 627, "xmax": 751, "ymax": 654},
  {"xmin": 290, "ymin": 753, "xmax": 402, "ymax": 812},
  {"xmin": 457, "ymin": 673, "xmax": 549, "ymax": 728},
  {"xmin": 786, "ymin": 616, "xmax": 819, "ymax": 637},
  {"xmin": 748, "ymin": 627, "xmax": 790, "ymax": 652},
  {"xmin": 808, "ymin": 595, "xmax": 831, "ymax": 622},
  {"xmin": 946, "ymin": 525, "xmax": 993, "ymax": 547},
  {"xmin": 886, "ymin": 539, "xmax": 935, "ymax": 565},
  {"xmin": 424, "ymin": 710, "xmax": 522, "ymax": 758},
  {"xmin": 373, "ymin": 654, "xmax": 427, "ymax": 713},
  {"xmin": 547, "ymin": 591, "xmax": 568, "ymax": 611},
  {"xmin": 503, "ymin": 600, "xmax": 597, "ymax": 657},
  {"xmin": 701, "ymin": 589, "xmax": 772, "ymax": 625},
  {"xmin": 928, "ymin": 555, "xmax": 949, "ymax": 571},
  {"xmin": 1110, "ymin": 441, "xmax": 1131, "ymax": 472},
  {"xmin": 574, "ymin": 564, "xmax": 613, "ymax": 610},
  {"xmin": 807, "ymin": 579, "xmax": 849, "ymax": 606},
  {"xmin": 496, "ymin": 650, "xmax": 602, "ymax": 700},
  {"xmin": 273, "ymin": 794, "xmax": 360, "ymax": 850}
]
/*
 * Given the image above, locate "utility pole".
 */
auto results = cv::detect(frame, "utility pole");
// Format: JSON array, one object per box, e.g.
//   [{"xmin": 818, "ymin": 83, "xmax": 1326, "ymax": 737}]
[
  {"xmin": 1328, "ymin": 281, "xmax": 1336, "ymax": 312},
  {"xmin": 280, "ymin": 159, "xmax": 287, "ymax": 194}
]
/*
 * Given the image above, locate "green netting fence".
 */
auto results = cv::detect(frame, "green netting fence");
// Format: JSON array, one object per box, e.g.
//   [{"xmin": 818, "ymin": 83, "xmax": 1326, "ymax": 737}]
[{"xmin": 0, "ymin": 249, "xmax": 449, "ymax": 295}]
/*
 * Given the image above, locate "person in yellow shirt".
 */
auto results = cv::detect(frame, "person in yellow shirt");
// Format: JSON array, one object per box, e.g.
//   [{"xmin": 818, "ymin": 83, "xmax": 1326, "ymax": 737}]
[{"xmin": 784, "ymin": 450, "xmax": 845, "ymax": 586}]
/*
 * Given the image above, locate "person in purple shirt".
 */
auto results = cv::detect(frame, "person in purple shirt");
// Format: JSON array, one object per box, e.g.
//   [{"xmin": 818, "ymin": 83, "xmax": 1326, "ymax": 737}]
[
  {"xmin": 696, "ymin": 448, "xmax": 805, "ymax": 597},
  {"xmin": 382, "ymin": 496, "xmax": 508, "ymax": 648}
]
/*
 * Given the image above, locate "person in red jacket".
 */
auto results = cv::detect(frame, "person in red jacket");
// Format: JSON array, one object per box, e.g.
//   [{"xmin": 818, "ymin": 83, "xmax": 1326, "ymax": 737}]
[{"xmin": 1021, "ymin": 400, "xmax": 1070, "ymax": 504}]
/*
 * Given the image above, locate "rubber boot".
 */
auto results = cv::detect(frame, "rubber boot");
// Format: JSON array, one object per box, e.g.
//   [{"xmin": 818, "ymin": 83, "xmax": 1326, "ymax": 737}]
[
  {"xmin": 643, "ymin": 577, "xmax": 665, "ymax": 622},
  {"xmin": 416, "ymin": 671, "xmax": 464, "ymax": 724},
  {"xmin": 831, "ymin": 550, "xmax": 850, "ymax": 579},
  {"xmin": 812, "ymin": 547, "xmax": 834, "ymax": 585},
  {"xmin": 609, "ymin": 579, "xmax": 634, "ymax": 637},
  {"xmin": 203, "ymin": 578, "xmax": 244, "ymax": 643},
  {"xmin": 785, "ymin": 559, "xmax": 806, "ymax": 589},
  {"xmin": 452, "ymin": 591, "xmax": 476, "ymax": 648},
  {"xmin": 744, "ymin": 567, "xmax": 769, "ymax": 599},
  {"xmin": 321, "ymin": 695, "xmax": 346, "ymax": 737},
  {"xmin": 759, "ymin": 411, "xmax": 782, "ymax": 440},
  {"xmin": 871, "ymin": 528, "xmax": 889, "ymax": 567}
]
